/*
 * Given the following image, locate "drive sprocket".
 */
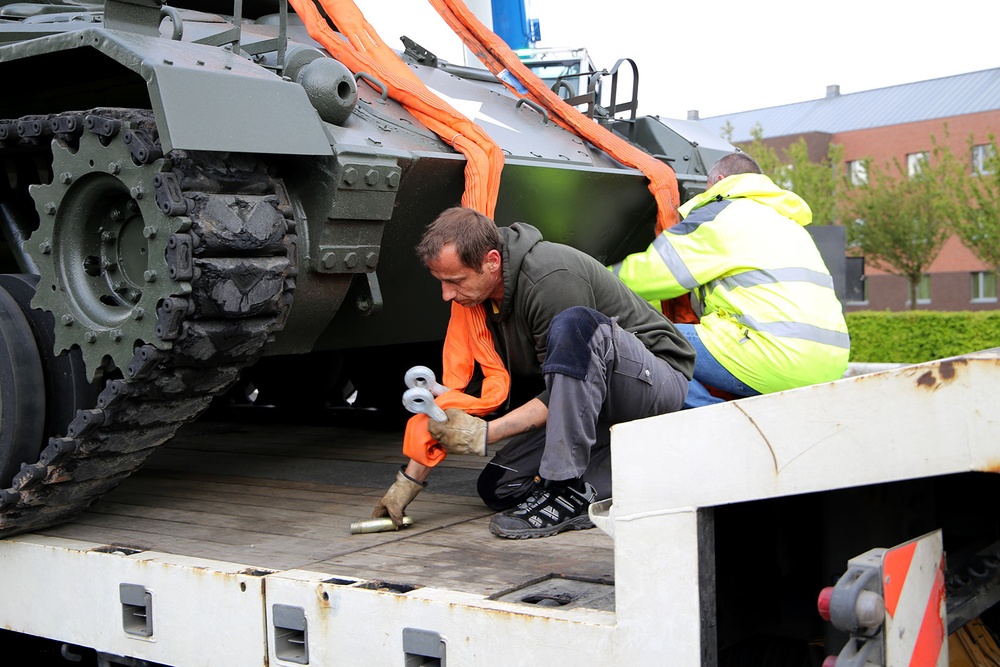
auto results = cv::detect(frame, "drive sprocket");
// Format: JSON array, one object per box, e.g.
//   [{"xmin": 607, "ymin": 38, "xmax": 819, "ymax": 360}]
[{"xmin": 28, "ymin": 112, "xmax": 185, "ymax": 379}]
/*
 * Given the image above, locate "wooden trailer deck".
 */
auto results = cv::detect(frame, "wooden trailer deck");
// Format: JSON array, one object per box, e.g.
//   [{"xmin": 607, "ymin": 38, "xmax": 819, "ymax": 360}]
[{"xmin": 32, "ymin": 410, "xmax": 616, "ymax": 606}]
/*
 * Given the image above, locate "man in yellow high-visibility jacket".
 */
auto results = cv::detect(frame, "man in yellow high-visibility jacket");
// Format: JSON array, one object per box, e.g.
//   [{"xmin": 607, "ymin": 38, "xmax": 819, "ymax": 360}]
[{"xmin": 611, "ymin": 152, "xmax": 849, "ymax": 408}]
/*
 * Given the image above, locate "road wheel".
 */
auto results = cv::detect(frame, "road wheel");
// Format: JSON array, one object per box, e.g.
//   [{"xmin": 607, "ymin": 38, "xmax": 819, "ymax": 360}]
[{"xmin": 0, "ymin": 281, "xmax": 45, "ymax": 485}]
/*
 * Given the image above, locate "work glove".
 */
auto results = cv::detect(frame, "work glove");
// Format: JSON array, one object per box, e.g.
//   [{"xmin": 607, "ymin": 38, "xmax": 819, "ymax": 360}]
[
  {"xmin": 372, "ymin": 467, "xmax": 426, "ymax": 527},
  {"xmin": 427, "ymin": 408, "xmax": 488, "ymax": 456}
]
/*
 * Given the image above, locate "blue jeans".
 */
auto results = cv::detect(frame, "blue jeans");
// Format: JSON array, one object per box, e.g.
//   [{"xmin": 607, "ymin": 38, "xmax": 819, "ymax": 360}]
[{"xmin": 675, "ymin": 323, "xmax": 760, "ymax": 409}]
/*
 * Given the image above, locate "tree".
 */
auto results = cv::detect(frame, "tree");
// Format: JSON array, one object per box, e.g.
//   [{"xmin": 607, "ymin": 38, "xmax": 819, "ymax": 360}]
[
  {"xmin": 739, "ymin": 129, "xmax": 844, "ymax": 225},
  {"xmin": 781, "ymin": 139, "xmax": 844, "ymax": 226},
  {"xmin": 720, "ymin": 120, "xmax": 735, "ymax": 144},
  {"xmin": 953, "ymin": 134, "xmax": 1000, "ymax": 273},
  {"xmin": 741, "ymin": 124, "xmax": 785, "ymax": 178},
  {"xmin": 843, "ymin": 136, "xmax": 962, "ymax": 309}
]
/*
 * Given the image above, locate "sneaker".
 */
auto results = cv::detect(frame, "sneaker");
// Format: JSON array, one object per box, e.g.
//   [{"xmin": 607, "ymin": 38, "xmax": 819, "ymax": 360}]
[{"xmin": 489, "ymin": 482, "xmax": 597, "ymax": 539}]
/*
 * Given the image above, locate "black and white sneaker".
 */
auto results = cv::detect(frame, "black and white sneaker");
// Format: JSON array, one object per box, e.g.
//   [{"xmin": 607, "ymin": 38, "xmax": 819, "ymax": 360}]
[{"xmin": 489, "ymin": 481, "xmax": 597, "ymax": 539}]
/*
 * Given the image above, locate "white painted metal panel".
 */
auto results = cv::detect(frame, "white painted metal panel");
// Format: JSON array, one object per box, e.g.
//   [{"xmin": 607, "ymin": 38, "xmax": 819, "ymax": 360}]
[
  {"xmin": 612, "ymin": 351, "xmax": 1000, "ymax": 515},
  {"xmin": 612, "ymin": 509, "xmax": 706, "ymax": 666},
  {"xmin": 264, "ymin": 569, "xmax": 616, "ymax": 666},
  {"xmin": 0, "ymin": 535, "xmax": 268, "ymax": 666}
]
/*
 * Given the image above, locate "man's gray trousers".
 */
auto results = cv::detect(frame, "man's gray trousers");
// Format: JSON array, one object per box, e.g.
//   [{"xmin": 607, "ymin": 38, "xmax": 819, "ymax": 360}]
[{"xmin": 477, "ymin": 306, "xmax": 687, "ymax": 509}]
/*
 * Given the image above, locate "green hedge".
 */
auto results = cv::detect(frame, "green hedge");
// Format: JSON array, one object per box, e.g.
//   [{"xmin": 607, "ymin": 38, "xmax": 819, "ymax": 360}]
[{"xmin": 846, "ymin": 311, "xmax": 1000, "ymax": 363}]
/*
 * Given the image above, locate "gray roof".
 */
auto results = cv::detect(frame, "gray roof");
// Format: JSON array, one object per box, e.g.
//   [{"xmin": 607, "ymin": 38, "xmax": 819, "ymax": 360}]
[{"xmin": 698, "ymin": 67, "xmax": 1000, "ymax": 143}]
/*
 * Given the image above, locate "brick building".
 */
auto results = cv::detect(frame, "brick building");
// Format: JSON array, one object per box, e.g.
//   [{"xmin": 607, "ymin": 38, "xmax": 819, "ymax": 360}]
[{"xmin": 695, "ymin": 68, "xmax": 1000, "ymax": 312}]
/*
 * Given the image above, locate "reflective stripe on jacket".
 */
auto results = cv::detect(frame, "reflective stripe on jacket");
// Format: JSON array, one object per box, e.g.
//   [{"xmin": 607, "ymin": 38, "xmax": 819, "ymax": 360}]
[{"xmin": 611, "ymin": 173, "xmax": 849, "ymax": 393}]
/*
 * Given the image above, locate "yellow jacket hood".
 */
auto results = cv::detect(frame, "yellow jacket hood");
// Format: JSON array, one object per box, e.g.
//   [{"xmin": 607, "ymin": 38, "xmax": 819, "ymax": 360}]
[{"xmin": 680, "ymin": 173, "xmax": 812, "ymax": 227}]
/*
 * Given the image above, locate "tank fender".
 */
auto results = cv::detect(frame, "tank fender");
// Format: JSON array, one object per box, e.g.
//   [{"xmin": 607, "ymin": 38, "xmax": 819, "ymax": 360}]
[
  {"xmin": 129, "ymin": 33, "xmax": 334, "ymax": 155},
  {"xmin": 3, "ymin": 27, "xmax": 336, "ymax": 156}
]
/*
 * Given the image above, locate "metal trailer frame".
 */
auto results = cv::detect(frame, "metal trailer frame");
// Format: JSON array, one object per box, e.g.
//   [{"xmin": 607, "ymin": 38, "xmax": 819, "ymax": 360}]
[{"xmin": 1, "ymin": 350, "xmax": 998, "ymax": 665}]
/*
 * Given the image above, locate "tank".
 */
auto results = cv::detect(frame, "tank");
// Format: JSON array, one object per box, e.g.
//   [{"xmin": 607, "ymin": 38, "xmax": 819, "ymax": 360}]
[{"xmin": 0, "ymin": 0, "xmax": 734, "ymax": 536}]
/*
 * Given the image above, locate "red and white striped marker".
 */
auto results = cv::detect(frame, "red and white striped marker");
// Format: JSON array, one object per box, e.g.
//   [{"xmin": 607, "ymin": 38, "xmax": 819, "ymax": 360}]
[{"xmin": 883, "ymin": 530, "xmax": 947, "ymax": 666}]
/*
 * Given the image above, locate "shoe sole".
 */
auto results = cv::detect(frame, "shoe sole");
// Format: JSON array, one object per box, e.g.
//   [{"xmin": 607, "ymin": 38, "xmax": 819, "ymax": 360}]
[{"xmin": 489, "ymin": 514, "xmax": 595, "ymax": 539}]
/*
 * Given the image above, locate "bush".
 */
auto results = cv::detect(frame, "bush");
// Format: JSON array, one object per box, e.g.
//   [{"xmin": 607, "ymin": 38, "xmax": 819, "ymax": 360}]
[{"xmin": 846, "ymin": 311, "xmax": 1000, "ymax": 363}]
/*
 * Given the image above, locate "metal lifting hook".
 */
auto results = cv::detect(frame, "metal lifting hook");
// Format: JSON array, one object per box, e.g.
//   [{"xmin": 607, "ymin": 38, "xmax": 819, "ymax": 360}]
[
  {"xmin": 402, "ymin": 387, "xmax": 447, "ymax": 422},
  {"xmin": 404, "ymin": 365, "xmax": 449, "ymax": 396}
]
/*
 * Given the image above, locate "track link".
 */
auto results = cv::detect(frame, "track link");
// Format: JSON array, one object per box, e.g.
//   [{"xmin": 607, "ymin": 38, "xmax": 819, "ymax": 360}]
[{"xmin": 0, "ymin": 109, "xmax": 297, "ymax": 536}]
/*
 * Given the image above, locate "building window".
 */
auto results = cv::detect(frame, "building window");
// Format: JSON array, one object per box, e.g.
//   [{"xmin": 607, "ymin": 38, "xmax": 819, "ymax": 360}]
[
  {"xmin": 907, "ymin": 152, "xmax": 929, "ymax": 177},
  {"xmin": 846, "ymin": 275, "xmax": 870, "ymax": 306},
  {"xmin": 846, "ymin": 160, "xmax": 867, "ymax": 185},
  {"xmin": 844, "ymin": 280, "xmax": 868, "ymax": 306},
  {"xmin": 971, "ymin": 271, "xmax": 997, "ymax": 302},
  {"xmin": 845, "ymin": 256, "xmax": 866, "ymax": 304},
  {"xmin": 906, "ymin": 274, "xmax": 931, "ymax": 306},
  {"xmin": 971, "ymin": 144, "xmax": 996, "ymax": 175}
]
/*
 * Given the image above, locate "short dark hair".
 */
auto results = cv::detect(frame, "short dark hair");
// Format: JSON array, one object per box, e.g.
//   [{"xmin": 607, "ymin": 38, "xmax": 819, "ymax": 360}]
[
  {"xmin": 708, "ymin": 152, "xmax": 763, "ymax": 183},
  {"xmin": 416, "ymin": 207, "xmax": 503, "ymax": 270}
]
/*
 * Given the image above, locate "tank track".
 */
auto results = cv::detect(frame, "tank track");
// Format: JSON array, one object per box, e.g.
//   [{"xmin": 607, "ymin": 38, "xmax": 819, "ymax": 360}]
[{"xmin": 0, "ymin": 109, "xmax": 297, "ymax": 537}]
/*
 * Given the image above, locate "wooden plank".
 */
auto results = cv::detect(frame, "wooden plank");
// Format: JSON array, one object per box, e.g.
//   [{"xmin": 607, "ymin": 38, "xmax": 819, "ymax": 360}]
[
  {"xmin": 119, "ymin": 468, "xmax": 392, "ymax": 497},
  {"xmin": 163, "ymin": 419, "xmax": 489, "ymax": 470},
  {"xmin": 40, "ymin": 520, "xmax": 324, "ymax": 571},
  {"xmin": 113, "ymin": 471, "xmax": 480, "ymax": 507},
  {"xmin": 313, "ymin": 521, "xmax": 613, "ymax": 595},
  {"xmin": 79, "ymin": 495, "xmax": 492, "ymax": 543}
]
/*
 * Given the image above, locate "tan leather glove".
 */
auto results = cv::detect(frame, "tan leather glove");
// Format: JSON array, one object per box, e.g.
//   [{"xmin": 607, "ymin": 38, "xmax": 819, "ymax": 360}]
[
  {"xmin": 372, "ymin": 467, "xmax": 426, "ymax": 527},
  {"xmin": 427, "ymin": 408, "xmax": 488, "ymax": 456}
]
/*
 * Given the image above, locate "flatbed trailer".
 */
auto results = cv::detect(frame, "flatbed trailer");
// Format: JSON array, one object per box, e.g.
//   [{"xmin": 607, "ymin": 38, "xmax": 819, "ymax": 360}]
[
  {"xmin": 0, "ymin": 412, "xmax": 619, "ymax": 666},
  {"xmin": 3, "ymin": 350, "xmax": 1000, "ymax": 666}
]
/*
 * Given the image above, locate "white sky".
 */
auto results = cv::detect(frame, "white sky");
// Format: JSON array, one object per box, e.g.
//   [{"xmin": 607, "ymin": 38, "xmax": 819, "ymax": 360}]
[{"xmin": 353, "ymin": 0, "xmax": 999, "ymax": 120}]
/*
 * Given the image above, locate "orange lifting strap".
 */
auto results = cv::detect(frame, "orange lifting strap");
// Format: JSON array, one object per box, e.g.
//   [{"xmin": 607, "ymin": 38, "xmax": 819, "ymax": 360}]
[
  {"xmin": 288, "ymin": 0, "xmax": 504, "ymax": 216},
  {"xmin": 427, "ymin": 0, "xmax": 681, "ymax": 233},
  {"xmin": 288, "ymin": 0, "xmax": 510, "ymax": 466}
]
